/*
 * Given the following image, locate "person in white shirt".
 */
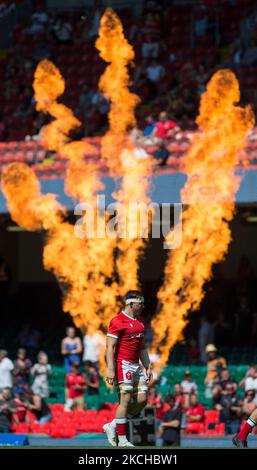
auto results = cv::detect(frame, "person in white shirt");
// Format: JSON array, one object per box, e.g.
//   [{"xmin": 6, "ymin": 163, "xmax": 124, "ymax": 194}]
[
  {"xmin": 0, "ymin": 350, "xmax": 14, "ymax": 390},
  {"xmin": 239, "ymin": 365, "xmax": 257, "ymax": 398},
  {"xmin": 82, "ymin": 326, "xmax": 105, "ymax": 369},
  {"xmin": 31, "ymin": 351, "xmax": 51, "ymax": 398},
  {"xmin": 26, "ymin": 6, "xmax": 49, "ymax": 35},
  {"xmin": 145, "ymin": 60, "xmax": 165, "ymax": 83},
  {"xmin": 181, "ymin": 370, "xmax": 198, "ymax": 395}
]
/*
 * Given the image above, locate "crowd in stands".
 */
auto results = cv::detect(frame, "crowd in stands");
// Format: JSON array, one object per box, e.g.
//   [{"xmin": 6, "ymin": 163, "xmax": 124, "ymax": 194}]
[
  {"xmin": 0, "ymin": 2, "xmax": 257, "ymax": 177},
  {"xmin": 1, "ymin": 323, "xmax": 257, "ymax": 443},
  {"xmin": 0, "ymin": 0, "xmax": 257, "ymax": 145}
]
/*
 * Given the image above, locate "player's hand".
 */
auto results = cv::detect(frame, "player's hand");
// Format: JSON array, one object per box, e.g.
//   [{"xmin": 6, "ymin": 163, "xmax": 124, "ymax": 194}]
[
  {"xmin": 146, "ymin": 365, "xmax": 153, "ymax": 384},
  {"xmin": 106, "ymin": 369, "xmax": 115, "ymax": 386}
]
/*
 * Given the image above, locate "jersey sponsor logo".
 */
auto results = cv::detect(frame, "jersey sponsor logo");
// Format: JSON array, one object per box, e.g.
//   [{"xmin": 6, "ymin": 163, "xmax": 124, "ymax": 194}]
[{"xmin": 130, "ymin": 332, "xmax": 144, "ymax": 339}]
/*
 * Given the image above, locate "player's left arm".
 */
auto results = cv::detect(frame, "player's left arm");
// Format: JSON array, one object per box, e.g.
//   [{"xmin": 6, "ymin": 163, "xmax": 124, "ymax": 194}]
[{"xmin": 140, "ymin": 339, "xmax": 153, "ymax": 383}]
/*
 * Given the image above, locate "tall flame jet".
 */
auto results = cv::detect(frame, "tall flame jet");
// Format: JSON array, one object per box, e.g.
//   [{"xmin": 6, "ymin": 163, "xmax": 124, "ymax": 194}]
[
  {"xmin": 32, "ymin": 59, "xmax": 119, "ymax": 333},
  {"xmin": 96, "ymin": 8, "xmax": 154, "ymax": 297},
  {"xmin": 152, "ymin": 69, "xmax": 254, "ymax": 367}
]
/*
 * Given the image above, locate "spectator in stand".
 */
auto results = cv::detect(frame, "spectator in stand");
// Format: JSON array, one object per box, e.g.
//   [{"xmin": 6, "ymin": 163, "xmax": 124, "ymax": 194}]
[
  {"xmin": 186, "ymin": 393, "xmax": 205, "ymax": 425},
  {"xmin": 143, "ymin": 115, "xmax": 156, "ymax": 137},
  {"xmin": 13, "ymin": 348, "xmax": 31, "ymax": 391},
  {"xmin": 82, "ymin": 326, "xmax": 105, "ymax": 370},
  {"xmin": 173, "ymin": 383, "xmax": 188, "ymax": 411},
  {"xmin": 239, "ymin": 365, "xmax": 257, "ymax": 396},
  {"xmin": 13, "ymin": 388, "xmax": 28, "ymax": 424},
  {"xmin": 61, "ymin": 326, "xmax": 82, "ymax": 373},
  {"xmin": 65, "ymin": 361, "xmax": 86, "ymax": 411},
  {"xmin": 242, "ymin": 389, "xmax": 257, "ymax": 421},
  {"xmin": 153, "ymin": 111, "xmax": 179, "ymax": 142},
  {"xmin": 145, "ymin": 60, "xmax": 166, "ymax": 84},
  {"xmin": 204, "ymin": 344, "xmax": 227, "ymax": 398},
  {"xmin": 216, "ymin": 382, "xmax": 242, "ymax": 435},
  {"xmin": 212, "ymin": 369, "xmax": 235, "ymax": 410},
  {"xmin": 160, "ymin": 394, "xmax": 182, "ymax": 447},
  {"xmin": 0, "ymin": 388, "xmax": 16, "ymax": 433},
  {"xmin": 51, "ymin": 15, "xmax": 73, "ymax": 44},
  {"xmin": 0, "ymin": 350, "xmax": 13, "ymax": 391},
  {"xmin": 26, "ymin": 389, "xmax": 51, "ymax": 424},
  {"xmin": 198, "ymin": 315, "xmax": 214, "ymax": 363},
  {"xmin": 83, "ymin": 361, "xmax": 100, "ymax": 395},
  {"xmin": 181, "ymin": 370, "xmax": 198, "ymax": 395},
  {"xmin": 215, "ymin": 368, "xmax": 233, "ymax": 391},
  {"xmin": 188, "ymin": 338, "xmax": 200, "ymax": 363},
  {"xmin": 146, "ymin": 386, "xmax": 165, "ymax": 427},
  {"xmin": 31, "ymin": 351, "xmax": 51, "ymax": 399},
  {"xmin": 142, "ymin": 34, "xmax": 160, "ymax": 59},
  {"xmin": 25, "ymin": 4, "xmax": 49, "ymax": 35}
]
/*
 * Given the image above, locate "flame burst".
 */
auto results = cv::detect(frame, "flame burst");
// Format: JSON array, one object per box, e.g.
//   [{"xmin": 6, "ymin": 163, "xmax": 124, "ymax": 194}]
[
  {"xmin": 33, "ymin": 59, "xmax": 119, "ymax": 334},
  {"xmin": 97, "ymin": 8, "xmax": 154, "ymax": 298},
  {"xmin": 96, "ymin": 8, "xmax": 140, "ymax": 175},
  {"xmin": 152, "ymin": 69, "xmax": 254, "ymax": 367}
]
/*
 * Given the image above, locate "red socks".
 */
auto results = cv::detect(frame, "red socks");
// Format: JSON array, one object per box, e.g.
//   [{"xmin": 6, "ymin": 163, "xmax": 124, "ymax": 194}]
[
  {"xmin": 116, "ymin": 418, "xmax": 127, "ymax": 437},
  {"xmin": 238, "ymin": 418, "xmax": 256, "ymax": 441}
]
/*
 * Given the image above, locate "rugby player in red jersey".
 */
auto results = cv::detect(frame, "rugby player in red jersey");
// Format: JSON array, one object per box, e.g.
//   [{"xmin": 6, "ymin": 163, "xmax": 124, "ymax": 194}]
[{"xmin": 103, "ymin": 290, "xmax": 153, "ymax": 447}]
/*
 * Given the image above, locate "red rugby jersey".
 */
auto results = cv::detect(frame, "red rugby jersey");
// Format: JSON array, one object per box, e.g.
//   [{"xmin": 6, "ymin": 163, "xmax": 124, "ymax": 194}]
[{"xmin": 107, "ymin": 311, "xmax": 145, "ymax": 363}]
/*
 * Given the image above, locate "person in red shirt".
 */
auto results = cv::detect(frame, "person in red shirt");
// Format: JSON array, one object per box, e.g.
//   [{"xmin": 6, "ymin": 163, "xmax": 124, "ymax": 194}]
[
  {"xmin": 186, "ymin": 393, "xmax": 205, "ymax": 424},
  {"xmin": 146, "ymin": 386, "xmax": 165, "ymax": 420},
  {"xmin": 65, "ymin": 361, "xmax": 86, "ymax": 411},
  {"xmin": 103, "ymin": 290, "xmax": 152, "ymax": 447},
  {"xmin": 153, "ymin": 111, "xmax": 180, "ymax": 141},
  {"xmin": 13, "ymin": 388, "xmax": 27, "ymax": 423},
  {"xmin": 174, "ymin": 383, "xmax": 189, "ymax": 412}
]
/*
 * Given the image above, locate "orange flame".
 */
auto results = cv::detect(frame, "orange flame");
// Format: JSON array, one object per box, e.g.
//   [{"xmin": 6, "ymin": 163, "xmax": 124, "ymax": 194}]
[
  {"xmin": 1, "ymin": 162, "xmax": 115, "ymax": 333},
  {"xmin": 97, "ymin": 8, "xmax": 154, "ymax": 301},
  {"xmin": 152, "ymin": 69, "xmax": 254, "ymax": 367},
  {"xmin": 96, "ymin": 8, "xmax": 140, "ymax": 175},
  {"xmin": 1, "ymin": 162, "xmax": 63, "ymax": 231},
  {"xmin": 33, "ymin": 59, "xmax": 119, "ymax": 334}
]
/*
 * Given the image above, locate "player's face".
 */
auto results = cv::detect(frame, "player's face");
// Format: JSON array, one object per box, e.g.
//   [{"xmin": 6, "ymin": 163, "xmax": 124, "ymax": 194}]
[{"xmin": 132, "ymin": 301, "xmax": 144, "ymax": 315}]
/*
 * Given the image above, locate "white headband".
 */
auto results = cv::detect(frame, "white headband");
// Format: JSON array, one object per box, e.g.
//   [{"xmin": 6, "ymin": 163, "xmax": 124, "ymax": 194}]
[{"xmin": 125, "ymin": 298, "xmax": 144, "ymax": 305}]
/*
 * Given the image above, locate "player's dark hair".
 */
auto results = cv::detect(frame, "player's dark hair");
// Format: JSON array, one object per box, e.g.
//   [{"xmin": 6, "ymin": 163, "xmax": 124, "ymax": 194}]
[{"xmin": 124, "ymin": 290, "xmax": 144, "ymax": 303}]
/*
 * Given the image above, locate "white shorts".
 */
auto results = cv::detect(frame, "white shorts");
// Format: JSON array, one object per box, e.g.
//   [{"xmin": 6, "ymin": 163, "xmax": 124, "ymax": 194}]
[{"xmin": 116, "ymin": 360, "xmax": 147, "ymax": 384}]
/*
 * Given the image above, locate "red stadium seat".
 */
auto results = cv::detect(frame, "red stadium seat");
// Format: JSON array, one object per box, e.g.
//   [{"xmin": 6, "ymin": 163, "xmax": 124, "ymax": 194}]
[{"xmin": 205, "ymin": 410, "xmax": 220, "ymax": 424}]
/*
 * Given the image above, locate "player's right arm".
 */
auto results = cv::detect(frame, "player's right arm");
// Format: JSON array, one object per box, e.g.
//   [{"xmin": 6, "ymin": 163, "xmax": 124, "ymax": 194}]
[
  {"xmin": 106, "ymin": 335, "xmax": 117, "ymax": 386},
  {"xmin": 106, "ymin": 316, "xmax": 122, "ymax": 386}
]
